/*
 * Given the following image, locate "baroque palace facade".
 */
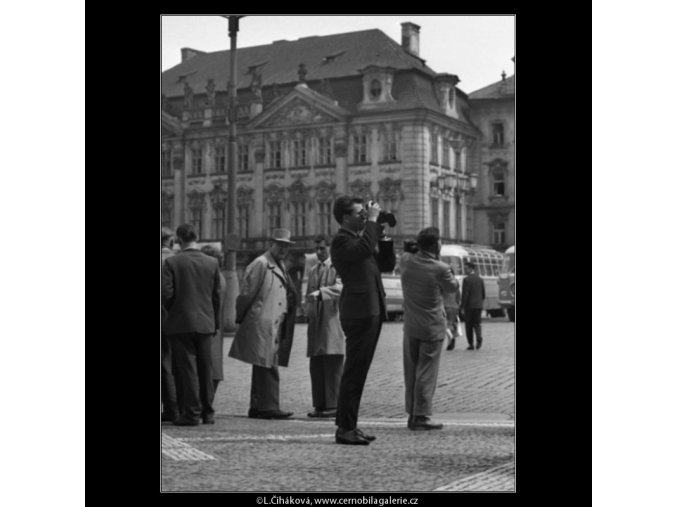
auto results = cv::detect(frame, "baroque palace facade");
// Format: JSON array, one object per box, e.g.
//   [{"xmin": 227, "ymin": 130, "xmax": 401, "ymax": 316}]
[{"xmin": 161, "ymin": 22, "xmax": 514, "ymax": 269}]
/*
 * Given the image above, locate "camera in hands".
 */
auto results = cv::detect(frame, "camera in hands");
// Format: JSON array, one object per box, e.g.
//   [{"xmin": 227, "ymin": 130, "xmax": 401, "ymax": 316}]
[{"xmin": 367, "ymin": 201, "xmax": 397, "ymax": 227}]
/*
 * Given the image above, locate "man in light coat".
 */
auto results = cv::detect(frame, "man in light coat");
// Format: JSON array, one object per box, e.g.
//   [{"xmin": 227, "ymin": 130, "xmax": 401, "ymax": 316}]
[
  {"xmin": 400, "ymin": 227, "xmax": 458, "ymax": 431},
  {"xmin": 304, "ymin": 234, "xmax": 344, "ymax": 418},
  {"xmin": 228, "ymin": 228, "xmax": 296, "ymax": 420}
]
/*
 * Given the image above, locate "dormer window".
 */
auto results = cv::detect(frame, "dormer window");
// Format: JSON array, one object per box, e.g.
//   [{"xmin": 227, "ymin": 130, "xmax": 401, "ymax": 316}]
[
  {"xmin": 358, "ymin": 65, "xmax": 396, "ymax": 110},
  {"xmin": 369, "ymin": 80, "xmax": 382, "ymax": 100}
]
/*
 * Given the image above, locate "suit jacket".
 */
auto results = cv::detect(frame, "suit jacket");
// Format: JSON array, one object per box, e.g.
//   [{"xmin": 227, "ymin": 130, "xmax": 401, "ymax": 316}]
[
  {"xmin": 161, "ymin": 247, "xmax": 175, "ymax": 328},
  {"xmin": 229, "ymin": 251, "xmax": 295, "ymax": 368},
  {"xmin": 400, "ymin": 251, "xmax": 459, "ymax": 341},
  {"xmin": 162, "ymin": 248, "xmax": 221, "ymax": 335},
  {"xmin": 304, "ymin": 258, "xmax": 345, "ymax": 356},
  {"xmin": 330, "ymin": 222, "xmax": 396, "ymax": 321},
  {"xmin": 461, "ymin": 272, "xmax": 486, "ymax": 310}
]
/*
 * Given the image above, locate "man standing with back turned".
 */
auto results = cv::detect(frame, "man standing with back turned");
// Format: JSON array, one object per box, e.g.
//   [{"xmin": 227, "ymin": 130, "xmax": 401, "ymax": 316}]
[
  {"xmin": 162, "ymin": 223, "xmax": 221, "ymax": 425},
  {"xmin": 400, "ymin": 227, "xmax": 458, "ymax": 430},
  {"xmin": 330, "ymin": 196, "xmax": 396, "ymax": 445}
]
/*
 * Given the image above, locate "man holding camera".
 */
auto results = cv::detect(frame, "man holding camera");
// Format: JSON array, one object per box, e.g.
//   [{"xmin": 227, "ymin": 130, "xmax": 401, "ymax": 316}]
[
  {"xmin": 330, "ymin": 197, "xmax": 396, "ymax": 445},
  {"xmin": 400, "ymin": 227, "xmax": 458, "ymax": 431}
]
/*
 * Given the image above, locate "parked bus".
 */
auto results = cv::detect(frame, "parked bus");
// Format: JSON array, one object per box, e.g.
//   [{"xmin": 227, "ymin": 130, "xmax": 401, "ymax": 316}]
[
  {"xmin": 497, "ymin": 245, "xmax": 515, "ymax": 321},
  {"xmin": 439, "ymin": 244, "xmax": 505, "ymax": 318}
]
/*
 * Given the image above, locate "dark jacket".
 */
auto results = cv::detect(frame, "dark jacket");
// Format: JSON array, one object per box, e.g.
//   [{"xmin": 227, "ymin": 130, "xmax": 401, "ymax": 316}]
[
  {"xmin": 461, "ymin": 272, "xmax": 485, "ymax": 310},
  {"xmin": 330, "ymin": 222, "xmax": 396, "ymax": 321},
  {"xmin": 162, "ymin": 248, "xmax": 221, "ymax": 335}
]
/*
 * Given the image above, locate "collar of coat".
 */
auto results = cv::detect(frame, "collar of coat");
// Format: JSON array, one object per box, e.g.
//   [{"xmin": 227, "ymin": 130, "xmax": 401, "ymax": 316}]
[
  {"xmin": 338, "ymin": 226, "xmax": 360, "ymax": 238},
  {"xmin": 263, "ymin": 250, "xmax": 290, "ymax": 287}
]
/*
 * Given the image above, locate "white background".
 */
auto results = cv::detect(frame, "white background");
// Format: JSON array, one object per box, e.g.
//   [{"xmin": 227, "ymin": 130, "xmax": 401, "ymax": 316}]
[{"xmin": 1, "ymin": 4, "xmax": 676, "ymax": 504}]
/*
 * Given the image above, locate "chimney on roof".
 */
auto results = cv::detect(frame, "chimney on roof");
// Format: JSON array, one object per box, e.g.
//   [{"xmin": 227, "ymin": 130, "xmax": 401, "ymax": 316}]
[
  {"xmin": 401, "ymin": 22, "xmax": 421, "ymax": 57},
  {"xmin": 181, "ymin": 47, "xmax": 204, "ymax": 62},
  {"xmin": 501, "ymin": 70, "xmax": 507, "ymax": 81}
]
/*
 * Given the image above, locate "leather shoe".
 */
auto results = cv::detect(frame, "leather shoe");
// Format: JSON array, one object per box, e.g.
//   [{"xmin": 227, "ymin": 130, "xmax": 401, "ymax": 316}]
[
  {"xmin": 335, "ymin": 428, "xmax": 370, "ymax": 445},
  {"xmin": 466, "ymin": 345, "xmax": 475, "ymax": 350},
  {"xmin": 410, "ymin": 416, "xmax": 443, "ymax": 431},
  {"xmin": 172, "ymin": 416, "xmax": 200, "ymax": 426},
  {"xmin": 202, "ymin": 414, "xmax": 215, "ymax": 424},
  {"xmin": 355, "ymin": 428, "xmax": 376, "ymax": 441},
  {"xmin": 476, "ymin": 338, "xmax": 483, "ymax": 350},
  {"xmin": 308, "ymin": 409, "xmax": 337, "ymax": 418},
  {"xmin": 249, "ymin": 408, "xmax": 293, "ymax": 419},
  {"xmin": 446, "ymin": 338, "xmax": 455, "ymax": 351}
]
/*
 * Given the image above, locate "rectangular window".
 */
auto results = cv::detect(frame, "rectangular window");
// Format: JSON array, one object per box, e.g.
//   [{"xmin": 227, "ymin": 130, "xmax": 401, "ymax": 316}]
[
  {"xmin": 319, "ymin": 138, "xmax": 333, "ymax": 165},
  {"xmin": 493, "ymin": 172, "xmax": 506, "ymax": 196},
  {"xmin": 492, "ymin": 123, "xmax": 505, "ymax": 146},
  {"xmin": 442, "ymin": 141, "xmax": 450, "ymax": 167},
  {"xmin": 431, "ymin": 198, "xmax": 439, "ymax": 229},
  {"xmin": 353, "ymin": 135, "xmax": 367, "ymax": 164},
  {"xmin": 382, "ymin": 136, "xmax": 397, "ymax": 162},
  {"xmin": 238, "ymin": 145, "xmax": 249, "ymax": 172},
  {"xmin": 191, "ymin": 148, "xmax": 203, "ymax": 175},
  {"xmin": 269, "ymin": 141, "xmax": 282, "ymax": 169},
  {"xmin": 161, "ymin": 206, "xmax": 171, "ymax": 228},
  {"xmin": 268, "ymin": 203, "xmax": 282, "ymax": 237},
  {"xmin": 291, "ymin": 202, "xmax": 307, "ymax": 237},
  {"xmin": 189, "ymin": 207, "xmax": 203, "ymax": 238},
  {"xmin": 162, "ymin": 150, "xmax": 172, "ymax": 177},
  {"xmin": 493, "ymin": 222, "xmax": 506, "ymax": 245},
  {"xmin": 212, "ymin": 205, "xmax": 225, "ymax": 240},
  {"xmin": 431, "ymin": 134, "xmax": 438, "ymax": 165},
  {"xmin": 454, "ymin": 151, "xmax": 461, "ymax": 172},
  {"xmin": 293, "ymin": 139, "xmax": 307, "ymax": 167},
  {"xmin": 238, "ymin": 205, "xmax": 249, "ymax": 239},
  {"xmin": 215, "ymin": 146, "xmax": 226, "ymax": 173},
  {"xmin": 443, "ymin": 200, "xmax": 450, "ymax": 238},
  {"xmin": 317, "ymin": 201, "xmax": 332, "ymax": 235}
]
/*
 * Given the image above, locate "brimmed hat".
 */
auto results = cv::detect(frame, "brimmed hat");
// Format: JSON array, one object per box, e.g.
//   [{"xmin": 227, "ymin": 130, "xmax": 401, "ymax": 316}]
[{"xmin": 271, "ymin": 228, "xmax": 295, "ymax": 244}]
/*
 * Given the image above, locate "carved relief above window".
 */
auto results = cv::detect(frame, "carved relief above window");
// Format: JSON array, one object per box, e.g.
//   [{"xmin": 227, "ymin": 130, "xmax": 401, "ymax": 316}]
[
  {"xmin": 209, "ymin": 184, "xmax": 227, "ymax": 208},
  {"xmin": 288, "ymin": 179, "xmax": 309, "ymax": 204},
  {"xmin": 187, "ymin": 189, "xmax": 206, "ymax": 210},
  {"xmin": 349, "ymin": 179, "xmax": 373, "ymax": 202},
  {"xmin": 315, "ymin": 180, "xmax": 335, "ymax": 203},
  {"xmin": 264, "ymin": 184, "xmax": 285, "ymax": 205}
]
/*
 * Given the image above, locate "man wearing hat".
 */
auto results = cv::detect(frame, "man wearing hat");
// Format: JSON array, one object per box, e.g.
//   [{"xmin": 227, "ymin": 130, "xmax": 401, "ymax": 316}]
[
  {"xmin": 228, "ymin": 228, "xmax": 298, "ymax": 419},
  {"xmin": 460, "ymin": 261, "xmax": 486, "ymax": 350}
]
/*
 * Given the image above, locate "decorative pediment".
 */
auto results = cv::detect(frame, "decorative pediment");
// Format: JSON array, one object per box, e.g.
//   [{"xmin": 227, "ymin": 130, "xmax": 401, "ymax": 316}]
[
  {"xmin": 349, "ymin": 179, "xmax": 373, "ymax": 202},
  {"xmin": 247, "ymin": 84, "xmax": 349, "ymax": 130}
]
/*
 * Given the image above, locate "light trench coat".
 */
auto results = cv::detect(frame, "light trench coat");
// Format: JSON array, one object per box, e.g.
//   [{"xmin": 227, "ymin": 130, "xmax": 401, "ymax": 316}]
[
  {"xmin": 229, "ymin": 251, "xmax": 292, "ymax": 368},
  {"xmin": 304, "ymin": 258, "xmax": 345, "ymax": 357}
]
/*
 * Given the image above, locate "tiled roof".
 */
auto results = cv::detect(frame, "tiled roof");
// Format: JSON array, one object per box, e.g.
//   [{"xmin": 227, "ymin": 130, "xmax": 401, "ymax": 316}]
[
  {"xmin": 161, "ymin": 29, "xmax": 437, "ymax": 98},
  {"xmin": 468, "ymin": 75, "xmax": 514, "ymax": 100}
]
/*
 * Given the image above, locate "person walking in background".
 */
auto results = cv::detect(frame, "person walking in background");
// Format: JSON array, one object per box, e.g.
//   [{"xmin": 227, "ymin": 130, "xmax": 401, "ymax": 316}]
[
  {"xmin": 200, "ymin": 245, "xmax": 227, "ymax": 409},
  {"xmin": 400, "ymin": 227, "xmax": 458, "ymax": 431},
  {"xmin": 228, "ymin": 228, "xmax": 297, "ymax": 420},
  {"xmin": 161, "ymin": 227, "xmax": 178, "ymax": 423},
  {"xmin": 443, "ymin": 266, "xmax": 461, "ymax": 351},
  {"xmin": 304, "ymin": 234, "xmax": 344, "ymax": 419},
  {"xmin": 461, "ymin": 261, "xmax": 486, "ymax": 350},
  {"xmin": 162, "ymin": 224, "xmax": 221, "ymax": 426},
  {"xmin": 330, "ymin": 197, "xmax": 396, "ymax": 445}
]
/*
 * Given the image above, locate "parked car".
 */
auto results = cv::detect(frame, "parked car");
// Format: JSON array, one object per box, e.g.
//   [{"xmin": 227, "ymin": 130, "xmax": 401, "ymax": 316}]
[{"xmin": 382, "ymin": 273, "xmax": 404, "ymax": 321}]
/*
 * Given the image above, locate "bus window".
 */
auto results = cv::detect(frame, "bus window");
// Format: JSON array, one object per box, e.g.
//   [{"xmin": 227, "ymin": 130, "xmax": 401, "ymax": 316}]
[{"xmin": 440, "ymin": 255, "xmax": 463, "ymax": 275}]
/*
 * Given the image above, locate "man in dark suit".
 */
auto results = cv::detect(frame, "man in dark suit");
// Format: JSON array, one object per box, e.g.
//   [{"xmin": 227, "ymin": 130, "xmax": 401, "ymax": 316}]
[
  {"xmin": 461, "ymin": 261, "xmax": 486, "ymax": 350},
  {"xmin": 162, "ymin": 223, "xmax": 221, "ymax": 425},
  {"xmin": 400, "ymin": 227, "xmax": 458, "ymax": 431},
  {"xmin": 161, "ymin": 227, "xmax": 178, "ymax": 422},
  {"xmin": 330, "ymin": 196, "xmax": 396, "ymax": 445}
]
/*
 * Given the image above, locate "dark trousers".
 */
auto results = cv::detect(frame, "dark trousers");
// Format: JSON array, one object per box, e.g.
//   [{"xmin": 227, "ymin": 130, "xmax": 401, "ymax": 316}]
[
  {"xmin": 336, "ymin": 316, "xmax": 383, "ymax": 430},
  {"xmin": 170, "ymin": 333, "xmax": 214, "ymax": 421},
  {"xmin": 310, "ymin": 355, "xmax": 344, "ymax": 411},
  {"xmin": 464, "ymin": 309, "xmax": 483, "ymax": 346},
  {"xmin": 250, "ymin": 364, "xmax": 280, "ymax": 412},
  {"xmin": 161, "ymin": 332, "xmax": 178, "ymax": 418}
]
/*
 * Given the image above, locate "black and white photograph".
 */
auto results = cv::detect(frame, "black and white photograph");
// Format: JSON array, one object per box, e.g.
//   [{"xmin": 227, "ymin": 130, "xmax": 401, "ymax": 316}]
[{"xmin": 160, "ymin": 14, "xmax": 515, "ymax": 494}]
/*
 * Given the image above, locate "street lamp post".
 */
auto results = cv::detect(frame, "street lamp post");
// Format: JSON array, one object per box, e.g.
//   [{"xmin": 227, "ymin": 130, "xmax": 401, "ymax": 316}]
[{"xmin": 221, "ymin": 15, "xmax": 244, "ymax": 334}]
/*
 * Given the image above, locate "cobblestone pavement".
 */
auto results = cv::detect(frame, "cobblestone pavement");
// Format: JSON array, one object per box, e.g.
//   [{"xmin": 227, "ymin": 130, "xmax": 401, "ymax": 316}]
[{"xmin": 162, "ymin": 319, "xmax": 515, "ymax": 492}]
